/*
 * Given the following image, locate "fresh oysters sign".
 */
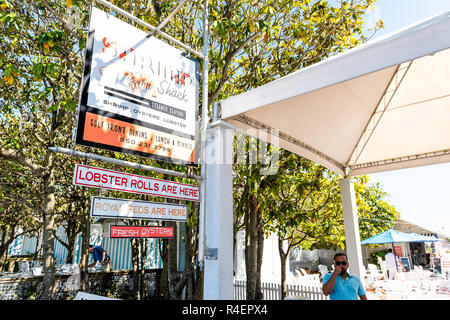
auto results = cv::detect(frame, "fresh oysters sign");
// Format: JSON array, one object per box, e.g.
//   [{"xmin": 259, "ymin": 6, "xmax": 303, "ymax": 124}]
[{"xmin": 75, "ymin": 7, "xmax": 198, "ymax": 164}]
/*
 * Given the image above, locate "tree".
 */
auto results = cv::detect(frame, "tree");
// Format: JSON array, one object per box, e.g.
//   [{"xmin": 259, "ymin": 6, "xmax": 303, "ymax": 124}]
[
  {"xmin": 263, "ymin": 153, "xmax": 400, "ymax": 298},
  {"xmin": 52, "ymin": 163, "xmax": 89, "ymax": 264},
  {"xmin": 0, "ymin": 0, "xmax": 90, "ymax": 298},
  {"xmin": 262, "ymin": 151, "xmax": 333, "ymax": 298},
  {"xmin": 0, "ymin": 160, "xmax": 42, "ymax": 271},
  {"xmin": 219, "ymin": 0, "xmax": 381, "ymax": 299},
  {"xmin": 0, "ymin": 0, "xmax": 382, "ymax": 300}
]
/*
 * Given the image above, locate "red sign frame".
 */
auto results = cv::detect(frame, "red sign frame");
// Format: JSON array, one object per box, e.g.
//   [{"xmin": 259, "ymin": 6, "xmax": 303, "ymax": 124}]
[
  {"xmin": 110, "ymin": 225, "xmax": 174, "ymax": 238},
  {"xmin": 73, "ymin": 164, "xmax": 200, "ymax": 202}
]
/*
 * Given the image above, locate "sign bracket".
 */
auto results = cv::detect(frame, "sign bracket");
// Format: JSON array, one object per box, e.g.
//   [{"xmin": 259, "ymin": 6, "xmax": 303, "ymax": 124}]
[
  {"xmin": 49, "ymin": 146, "xmax": 201, "ymax": 181},
  {"xmin": 93, "ymin": 0, "xmax": 204, "ymax": 59}
]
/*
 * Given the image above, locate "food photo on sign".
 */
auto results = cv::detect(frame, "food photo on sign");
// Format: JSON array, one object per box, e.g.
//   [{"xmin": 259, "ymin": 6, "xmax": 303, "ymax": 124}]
[{"xmin": 74, "ymin": 6, "xmax": 199, "ymax": 164}]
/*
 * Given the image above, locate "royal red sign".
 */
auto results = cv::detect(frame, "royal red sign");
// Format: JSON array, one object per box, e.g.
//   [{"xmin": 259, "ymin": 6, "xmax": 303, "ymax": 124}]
[
  {"xmin": 73, "ymin": 164, "xmax": 199, "ymax": 201},
  {"xmin": 91, "ymin": 196, "xmax": 187, "ymax": 222},
  {"xmin": 110, "ymin": 225, "xmax": 174, "ymax": 238}
]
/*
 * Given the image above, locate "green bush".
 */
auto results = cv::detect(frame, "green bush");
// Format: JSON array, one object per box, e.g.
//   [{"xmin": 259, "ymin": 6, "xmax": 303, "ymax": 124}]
[{"xmin": 370, "ymin": 249, "xmax": 389, "ymax": 267}]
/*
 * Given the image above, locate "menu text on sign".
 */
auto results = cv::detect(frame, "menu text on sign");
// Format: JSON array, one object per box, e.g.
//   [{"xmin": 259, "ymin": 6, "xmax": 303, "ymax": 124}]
[
  {"xmin": 73, "ymin": 164, "xmax": 199, "ymax": 202},
  {"xmin": 90, "ymin": 197, "xmax": 188, "ymax": 222},
  {"xmin": 110, "ymin": 225, "xmax": 174, "ymax": 238}
]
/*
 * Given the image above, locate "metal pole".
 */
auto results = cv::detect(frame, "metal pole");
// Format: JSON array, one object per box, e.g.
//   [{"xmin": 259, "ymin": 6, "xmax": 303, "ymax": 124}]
[
  {"xmin": 392, "ymin": 243, "xmax": 399, "ymax": 272},
  {"xmin": 48, "ymin": 147, "xmax": 201, "ymax": 181},
  {"xmin": 212, "ymin": 101, "xmax": 219, "ymax": 121},
  {"xmin": 155, "ymin": 0, "xmax": 189, "ymax": 33},
  {"xmin": 94, "ymin": 0, "xmax": 205, "ymax": 59},
  {"xmin": 198, "ymin": 0, "xmax": 209, "ymax": 271}
]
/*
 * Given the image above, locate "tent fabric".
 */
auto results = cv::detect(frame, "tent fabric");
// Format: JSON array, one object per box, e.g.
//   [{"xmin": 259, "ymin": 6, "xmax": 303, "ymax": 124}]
[
  {"xmin": 221, "ymin": 11, "xmax": 450, "ymax": 176},
  {"xmin": 408, "ymin": 232, "xmax": 442, "ymax": 242},
  {"xmin": 360, "ymin": 229, "xmax": 425, "ymax": 245}
]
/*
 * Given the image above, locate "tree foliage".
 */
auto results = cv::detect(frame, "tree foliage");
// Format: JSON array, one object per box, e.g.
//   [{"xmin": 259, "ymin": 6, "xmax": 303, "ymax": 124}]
[{"xmin": 0, "ymin": 0, "xmax": 390, "ymax": 300}]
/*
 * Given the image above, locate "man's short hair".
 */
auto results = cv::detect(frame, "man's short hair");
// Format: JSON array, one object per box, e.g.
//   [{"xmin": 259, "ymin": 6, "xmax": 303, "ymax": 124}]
[
  {"xmin": 333, "ymin": 253, "xmax": 347, "ymax": 260},
  {"xmin": 388, "ymin": 248, "xmax": 392, "ymax": 253},
  {"xmin": 89, "ymin": 245, "xmax": 94, "ymax": 248}
]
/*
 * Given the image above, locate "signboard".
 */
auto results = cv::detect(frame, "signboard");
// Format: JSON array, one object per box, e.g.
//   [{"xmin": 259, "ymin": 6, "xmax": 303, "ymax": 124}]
[
  {"xmin": 90, "ymin": 196, "xmax": 188, "ymax": 221},
  {"xmin": 73, "ymin": 164, "xmax": 200, "ymax": 202},
  {"xmin": 110, "ymin": 225, "xmax": 174, "ymax": 238},
  {"xmin": 75, "ymin": 7, "xmax": 199, "ymax": 164},
  {"xmin": 400, "ymin": 257, "xmax": 411, "ymax": 271}
]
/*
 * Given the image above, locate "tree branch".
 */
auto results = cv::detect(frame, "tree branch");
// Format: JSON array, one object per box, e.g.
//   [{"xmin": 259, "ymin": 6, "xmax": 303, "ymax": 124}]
[{"xmin": 0, "ymin": 149, "xmax": 45, "ymax": 177}]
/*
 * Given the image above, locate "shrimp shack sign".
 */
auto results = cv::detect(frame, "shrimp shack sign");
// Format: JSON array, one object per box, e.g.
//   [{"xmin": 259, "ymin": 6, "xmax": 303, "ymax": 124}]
[{"xmin": 74, "ymin": 7, "xmax": 199, "ymax": 164}]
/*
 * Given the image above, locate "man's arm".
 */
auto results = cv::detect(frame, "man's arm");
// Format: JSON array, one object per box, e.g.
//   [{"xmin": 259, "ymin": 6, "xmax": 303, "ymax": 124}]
[
  {"xmin": 322, "ymin": 273, "xmax": 338, "ymax": 296},
  {"xmin": 358, "ymin": 278, "xmax": 367, "ymax": 300},
  {"xmin": 322, "ymin": 264, "xmax": 342, "ymax": 296},
  {"xmin": 101, "ymin": 250, "xmax": 106, "ymax": 265}
]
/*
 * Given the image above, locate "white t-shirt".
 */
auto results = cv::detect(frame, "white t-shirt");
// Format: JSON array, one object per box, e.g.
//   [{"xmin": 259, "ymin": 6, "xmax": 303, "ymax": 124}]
[{"xmin": 385, "ymin": 252, "xmax": 397, "ymax": 270}]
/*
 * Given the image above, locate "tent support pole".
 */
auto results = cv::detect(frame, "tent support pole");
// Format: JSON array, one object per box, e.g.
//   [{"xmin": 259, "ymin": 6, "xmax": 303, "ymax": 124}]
[
  {"xmin": 203, "ymin": 120, "xmax": 234, "ymax": 299},
  {"xmin": 198, "ymin": 0, "xmax": 209, "ymax": 275},
  {"xmin": 339, "ymin": 178, "xmax": 365, "ymax": 282}
]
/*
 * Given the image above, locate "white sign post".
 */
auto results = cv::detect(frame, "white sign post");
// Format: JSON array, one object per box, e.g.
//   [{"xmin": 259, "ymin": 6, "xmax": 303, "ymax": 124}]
[{"xmin": 203, "ymin": 121, "xmax": 234, "ymax": 299}]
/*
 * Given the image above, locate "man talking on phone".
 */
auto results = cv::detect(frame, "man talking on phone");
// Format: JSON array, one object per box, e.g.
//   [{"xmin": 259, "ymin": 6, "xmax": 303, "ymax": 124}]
[{"xmin": 322, "ymin": 253, "xmax": 367, "ymax": 300}]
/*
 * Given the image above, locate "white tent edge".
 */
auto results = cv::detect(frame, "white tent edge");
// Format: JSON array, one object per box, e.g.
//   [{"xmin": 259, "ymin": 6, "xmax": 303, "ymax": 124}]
[
  {"xmin": 222, "ymin": 10, "xmax": 450, "ymax": 123},
  {"xmin": 220, "ymin": 10, "xmax": 450, "ymax": 177}
]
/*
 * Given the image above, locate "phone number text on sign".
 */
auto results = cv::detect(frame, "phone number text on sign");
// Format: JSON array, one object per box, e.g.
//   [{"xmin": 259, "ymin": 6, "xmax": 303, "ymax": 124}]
[{"xmin": 73, "ymin": 164, "xmax": 199, "ymax": 201}]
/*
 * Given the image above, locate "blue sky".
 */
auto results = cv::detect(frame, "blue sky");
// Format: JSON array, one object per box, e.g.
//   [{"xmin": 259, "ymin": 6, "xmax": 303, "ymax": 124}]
[{"xmin": 360, "ymin": 0, "xmax": 450, "ymax": 237}]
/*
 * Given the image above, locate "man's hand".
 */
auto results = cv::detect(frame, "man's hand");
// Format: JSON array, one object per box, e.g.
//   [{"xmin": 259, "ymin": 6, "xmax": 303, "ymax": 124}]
[{"xmin": 333, "ymin": 262, "xmax": 342, "ymax": 275}]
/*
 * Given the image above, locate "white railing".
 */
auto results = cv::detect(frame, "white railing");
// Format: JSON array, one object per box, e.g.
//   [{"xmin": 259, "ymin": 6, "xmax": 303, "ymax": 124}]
[{"xmin": 234, "ymin": 280, "xmax": 329, "ymax": 300}]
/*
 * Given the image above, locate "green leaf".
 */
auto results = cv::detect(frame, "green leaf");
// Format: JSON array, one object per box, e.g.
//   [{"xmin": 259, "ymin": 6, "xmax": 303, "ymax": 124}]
[
  {"xmin": 65, "ymin": 100, "xmax": 77, "ymax": 111},
  {"xmin": 48, "ymin": 104, "xmax": 58, "ymax": 112},
  {"xmin": 33, "ymin": 63, "xmax": 43, "ymax": 75},
  {"xmin": 4, "ymin": 65, "xmax": 11, "ymax": 77}
]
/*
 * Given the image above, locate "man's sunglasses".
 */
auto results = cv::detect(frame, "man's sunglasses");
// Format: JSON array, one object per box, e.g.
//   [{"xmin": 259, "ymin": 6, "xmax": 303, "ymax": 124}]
[{"xmin": 335, "ymin": 261, "xmax": 347, "ymax": 266}]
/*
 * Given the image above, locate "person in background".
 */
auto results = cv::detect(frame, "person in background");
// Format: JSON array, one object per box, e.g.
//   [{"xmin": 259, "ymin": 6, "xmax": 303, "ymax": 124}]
[
  {"xmin": 377, "ymin": 256, "xmax": 383, "ymax": 264},
  {"xmin": 385, "ymin": 248, "xmax": 400, "ymax": 279},
  {"xmin": 322, "ymin": 253, "xmax": 367, "ymax": 300},
  {"xmin": 88, "ymin": 244, "xmax": 112, "ymax": 272}
]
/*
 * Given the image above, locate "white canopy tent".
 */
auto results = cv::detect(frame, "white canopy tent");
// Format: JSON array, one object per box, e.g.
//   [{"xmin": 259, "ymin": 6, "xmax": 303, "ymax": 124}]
[
  {"xmin": 205, "ymin": 11, "xmax": 450, "ymax": 292},
  {"xmin": 221, "ymin": 11, "xmax": 450, "ymax": 177}
]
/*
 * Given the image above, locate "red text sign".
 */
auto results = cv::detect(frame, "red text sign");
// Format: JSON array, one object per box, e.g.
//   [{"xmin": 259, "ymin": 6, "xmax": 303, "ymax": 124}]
[
  {"xmin": 73, "ymin": 164, "xmax": 199, "ymax": 201},
  {"xmin": 110, "ymin": 225, "xmax": 174, "ymax": 238}
]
